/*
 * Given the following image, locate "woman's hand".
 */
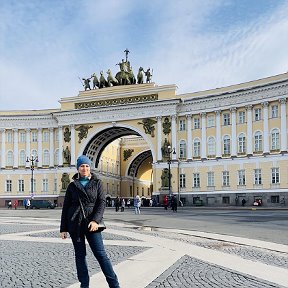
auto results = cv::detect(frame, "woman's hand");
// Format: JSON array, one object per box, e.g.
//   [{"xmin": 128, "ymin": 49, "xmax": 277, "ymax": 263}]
[
  {"xmin": 88, "ymin": 220, "xmax": 99, "ymax": 232},
  {"xmin": 60, "ymin": 232, "xmax": 68, "ymax": 239}
]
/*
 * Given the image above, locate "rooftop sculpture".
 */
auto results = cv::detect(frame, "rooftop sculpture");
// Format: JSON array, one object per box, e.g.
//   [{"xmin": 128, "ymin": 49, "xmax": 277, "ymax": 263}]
[{"xmin": 80, "ymin": 49, "xmax": 153, "ymax": 90}]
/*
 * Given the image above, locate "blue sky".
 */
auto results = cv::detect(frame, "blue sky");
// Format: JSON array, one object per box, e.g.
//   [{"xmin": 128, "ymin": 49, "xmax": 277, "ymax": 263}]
[{"xmin": 0, "ymin": 0, "xmax": 288, "ymax": 110}]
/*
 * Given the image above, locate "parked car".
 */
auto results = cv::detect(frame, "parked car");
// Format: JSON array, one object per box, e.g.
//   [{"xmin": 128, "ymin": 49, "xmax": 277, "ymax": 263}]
[{"xmin": 30, "ymin": 200, "xmax": 55, "ymax": 209}]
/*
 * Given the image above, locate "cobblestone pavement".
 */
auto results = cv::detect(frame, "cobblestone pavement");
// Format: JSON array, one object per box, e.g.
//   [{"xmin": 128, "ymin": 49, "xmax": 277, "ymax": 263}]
[
  {"xmin": 0, "ymin": 216, "xmax": 287, "ymax": 288},
  {"xmin": 146, "ymin": 255, "xmax": 284, "ymax": 288}
]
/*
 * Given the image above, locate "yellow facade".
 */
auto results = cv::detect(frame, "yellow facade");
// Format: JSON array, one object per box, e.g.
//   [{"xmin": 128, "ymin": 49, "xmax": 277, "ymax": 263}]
[{"xmin": 0, "ymin": 73, "xmax": 288, "ymax": 207}]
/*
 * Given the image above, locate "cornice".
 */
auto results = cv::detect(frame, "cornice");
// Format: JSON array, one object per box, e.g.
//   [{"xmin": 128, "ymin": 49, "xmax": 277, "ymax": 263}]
[
  {"xmin": 179, "ymin": 81, "xmax": 288, "ymax": 114},
  {"xmin": 54, "ymin": 99, "xmax": 180, "ymax": 125}
]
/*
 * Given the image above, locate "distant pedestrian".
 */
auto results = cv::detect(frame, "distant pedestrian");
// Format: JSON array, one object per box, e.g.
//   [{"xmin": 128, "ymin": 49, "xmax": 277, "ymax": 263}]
[
  {"xmin": 134, "ymin": 195, "xmax": 141, "ymax": 214},
  {"xmin": 115, "ymin": 196, "xmax": 120, "ymax": 212},
  {"xmin": 121, "ymin": 198, "xmax": 125, "ymax": 212},
  {"xmin": 8, "ymin": 201, "xmax": 12, "ymax": 209},
  {"xmin": 27, "ymin": 199, "xmax": 31, "ymax": 209},
  {"xmin": 171, "ymin": 195, "xmax": 177, "ymax": 212},
  {"xmin": 241, "ymin": 199, "xmax": 246, "ymax": 207},
  {"xmin": 13, "ymin": 200, "xmax": 18, "ymax": 210},
  {"xmin": 163, "ymin": 195, "xmax": 169, "ymax": 210},
  {"xmin": 127, "ymin": 199, "xmax": 131, "ymax": 208}
]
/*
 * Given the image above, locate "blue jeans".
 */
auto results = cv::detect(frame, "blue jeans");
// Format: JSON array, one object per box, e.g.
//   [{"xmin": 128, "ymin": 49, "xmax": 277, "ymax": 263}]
[{"xmin": 71, "ymin": 232, "xmax": 120, "ymax": 288}]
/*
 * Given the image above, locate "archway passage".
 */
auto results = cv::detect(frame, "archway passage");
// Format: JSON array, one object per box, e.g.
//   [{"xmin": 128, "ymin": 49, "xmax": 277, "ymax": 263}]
[
  {"xmin": 83, "ymin": 127, "xmax": 140, "ymax": 169},
  {"xmin": 128, "ymin": 150, "xmax": 152, "ymax": 177}
]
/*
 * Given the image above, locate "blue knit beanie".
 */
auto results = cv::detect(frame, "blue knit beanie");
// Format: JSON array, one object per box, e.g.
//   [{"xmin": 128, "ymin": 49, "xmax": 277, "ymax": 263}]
[{"xmin": 77, "ymin": 155, "xmax": 91, "ymax": 170}]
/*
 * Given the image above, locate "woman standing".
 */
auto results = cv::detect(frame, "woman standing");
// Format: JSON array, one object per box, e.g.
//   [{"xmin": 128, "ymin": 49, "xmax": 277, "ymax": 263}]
[{"xmin": 60, "ymin": 155, "xmax": 120, "ymax": 288}]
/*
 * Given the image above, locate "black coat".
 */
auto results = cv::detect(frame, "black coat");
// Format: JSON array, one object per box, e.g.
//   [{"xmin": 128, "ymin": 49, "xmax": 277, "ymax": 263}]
[{"xmin": 60, "ymin": 173, "xmax": 105, "ymax": 234}]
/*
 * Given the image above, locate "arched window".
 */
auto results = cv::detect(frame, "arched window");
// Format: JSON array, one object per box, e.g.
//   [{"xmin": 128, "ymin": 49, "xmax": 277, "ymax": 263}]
[
  {"xmin": 223, "ymin": 135, "xmax": 231, "ymax": 155},
  {"xmin": 271, "ymin": 128, "xmax": 280, "ymax": 150},
  {"xmin": 193, "ymin": 139, "xmax": 200, "ymax": 157},
  {"xmin": 19, "ymin": 150, "xmax": 26, "ymax": 166},
  {"xmin": 7, "ymin": 151, "xmax": 13, "ymax": 166},
  {"xmin": 179, "ymin": 140, "xmax": 186, "ymax": 158},
  {"xmin": 254, "ymin": 131, "xmax": 263, "ymax": 152},
  {"xmin": 43, "ymin": 150, "xmax": 50, "ymax": 166},
  {"xmin": 207, "ymin": 137, "xmax": 216, "ymax": 156},
  {"xmin": 238, "ymin": 133, "xmax": 246, "ymax": 153}
]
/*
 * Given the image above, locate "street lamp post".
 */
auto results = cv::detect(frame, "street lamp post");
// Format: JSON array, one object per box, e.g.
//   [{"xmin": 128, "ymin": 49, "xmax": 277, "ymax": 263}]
[
  {"xmin": 167, "ymin": 145, "xmax": 176, "ymax": 197},
  {"xmin": 26, "ymin": 156, "xmax": 38, "ymax": 198}
]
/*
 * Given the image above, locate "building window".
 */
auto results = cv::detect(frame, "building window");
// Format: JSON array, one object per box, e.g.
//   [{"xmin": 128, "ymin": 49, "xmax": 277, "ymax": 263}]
[
  {"xmin": 6, "ymin": 180, "xmax": 12, "ymax": 192},
  {"xmin": 43, "ymin": 150, "xmax": 50, "ymax": 165},
  {"xmin": 193, "ymin": 173, "xmax": 200, "ymax": 188},
  {"xmin": 222, "ymin": 171, "xmax": 229, "ymax": 186},
  {"xmin": 271, "ymin": 105, "xmax": 278, "ymax": 118},
  {"xmin": 179, "ymin": 140, "xmax": 186, "ymax": 158},
  {"xmin": 254, "ymin": 131, "xmax": 263, "ymax": 152},
  {"xmin": 207, "ymin": 172, "xmax": 214, "ymax": 186},
  {"xmin": 207, "ymin": 115, "xmax": 215, "ymax": 127},
  {"xmin": 254, "ymin": 108, "xmax": 262, "ymax": 121},
  {"xmin": 238, "ymin": 133, "xmax": 246, "ymax": 153},
  {"xmin": 19, "ymin": 150, "xmax": 26, "ymax": 166},
  {"xmin": 271, "ymin": 168, "xmax": 279, "ymax": 184},
  {"xmin": 222, "ymin": 196, "xmax": 230, "ymax": 204},
  {"xmin": 18, "ymin": 180, "xmax": 24, "ymax": 192},
  {"xmin": 20, "ymin": 132, "xmax": 26, "ymax": 143},
  {"xmin": 180, "ymin": 174, "xmax": 186, "ymax": 188},
  {"xmin": 7, "ymin": 151, "xmax": 13, "ymax": 166},
  {"xmin": 238, "ymin": 170, "xmax": 246, "ymax": 185},
  {"xmin": 271, "ymin": 195, "xmax": 279, "ymax": 203},
  {"xmin": 271, "ymin": 129, "xmax": 280, "ymax": 150},
  {"xmin": 223, "ymin": 113, "xmax": 230, "ymax": 126},
  {"xmin": 254, "ymin": 169, "xmax": 262, "ymax": 185},
  {"xmin": 32, "ymin": 131, "xmax": 38, "ymax": 142},
  {"xmin": 42, "ymin": 179, "xmax": 48, "ymax": 192},
  {"xmin": 7, "ymin": 131, "xmax": 13, "ymax": 143},
  {"xmin": 238, "ymin": 111, "xmax": 246, "ymax": 124},
  {"xmin": 207, "ymin": 137, "xmax": 216, "ymax": 156},
  {"xmin": 54, "ymin": 178, "xmax": 57, "ymax": 192},
  {"xmin": 223, "ymin": 135, "xmax": 231, "ymax": 155},
  {"xmin": 43, "ymin": 131, "xmax": 49, "ymax": 142},
  {"xmin": 179, "ymin": 120, "xmax": 186, "ymax": 131},
  {"xmin": 193, "ymin": 139, "xmax": 200, "ymax": 157},
  {"xmin": 194, "ymin": 118, "xmax": 200, "ymax": 129}
]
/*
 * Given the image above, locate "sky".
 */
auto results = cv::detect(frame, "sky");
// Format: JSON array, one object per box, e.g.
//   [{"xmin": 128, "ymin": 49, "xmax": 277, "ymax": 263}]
[{"xmin": 0, "ymin": 0, "xmax": 288, "ymax": 111}]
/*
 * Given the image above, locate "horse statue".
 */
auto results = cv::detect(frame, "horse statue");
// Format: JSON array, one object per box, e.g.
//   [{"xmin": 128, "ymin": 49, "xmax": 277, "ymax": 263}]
[
  {"xmin": 91, "ymin": 73, "xmax": 99, "ymax": 89},
  {"xmin": 115, "ymin": 70, "xmax": 131, "ymax": 85},
  {"xmin": 127, "ymin": 66, "xmax": 136, "ymax": 84},
  {"xmin": 137, "ymin": 67, "xmax": 144, "ymax": 84},
  {"xmin": 99, "ymin": 71, "xmax": 108, "ymax": 88},
  {"xmin": 107, "ymin": 69, "xmax": 119, "ymax": 87}
]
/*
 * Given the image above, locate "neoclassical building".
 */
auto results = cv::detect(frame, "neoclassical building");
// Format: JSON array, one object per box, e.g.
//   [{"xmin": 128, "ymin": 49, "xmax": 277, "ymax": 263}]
[{"xmin": 1, "ymin": 72, "xmax": 288, "ymax": 207}]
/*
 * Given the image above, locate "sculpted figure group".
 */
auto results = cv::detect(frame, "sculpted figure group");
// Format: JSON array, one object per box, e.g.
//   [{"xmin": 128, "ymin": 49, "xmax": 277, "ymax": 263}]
[{"xmin": 81, "ymin": 51, "xmax": 152, "ymax": 91}]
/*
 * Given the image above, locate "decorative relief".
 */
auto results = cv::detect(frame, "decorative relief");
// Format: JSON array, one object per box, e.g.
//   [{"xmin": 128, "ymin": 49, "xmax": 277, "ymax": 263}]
[
  {"xmin": 63, "ymin": 127, "xmax": 71, "ymax": 143},
  {"xmin": 75, "ymin": 125, "xmax": 93, "ymax": 143},
  {"xmin": 137, "ymin": 118, "xmax": 157, "ymax": 137},
  {"xmin": 123, "ymin": 149, "xmax": 134, "ymax": 161},
  {"xmin": 162, "ymin": 117, "xmax": 171, "ymax": 135},
  {"xmin": 74, "ymin": 94, "xmax": 158, "ymax": 109}
]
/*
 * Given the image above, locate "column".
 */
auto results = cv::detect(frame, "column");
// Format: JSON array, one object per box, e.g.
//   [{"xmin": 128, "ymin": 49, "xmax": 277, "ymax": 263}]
[
  {"xmin": 49, "ymin": 128, "xmax": 54, "ymax": 167},
  {"xmin": 156, "ymin": 117, "xmax": 162, "ymax": 161},
  {"xmin": 25, "ymin": 129, "xmax": 31, "ymax": 168},
  {"xmin": 201, "ymin": 112, "xmax": 207, "ymax": 159},
  {"xmin": 280, "ymin": 98, "xmax": 287, "ymax": 152},
  {"xmin": 262, "ymin": 102, "xmax": 269, "ymax": 154},
  {"xmin": 215, "ymin": 110, "xmax": 221, "ymax": 158},
  {"xmin": 230, "ymin": 108, "xmax": 237, "ymax": 157},
  {"xmin": 58, "ymin": 126, "xmax": 64, "ymax": 166},
  {"xmin": 246, "ymin": 105, "xmax": 253, "ymax": 155},
  {"xmin": 13, "ymin": 129, "xmax": 18, "ymax": 168},
  {"xmin": 186, "ymin": 115, "xmax": 192, "ymax": 160},
  {"xmin": 70, "ymin": 125, "xmax": 76, "ymax": 166},
  {"xmin": 1, "ymin": 129, "xmax": 6, "ymax": 168},
  {"xmin": 171, "ymin": 115, "xmax": 177, "ymax": 160},
  {"xmin": 37, "ymin": 128, "xmax": 43, "ymax": 167}
]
